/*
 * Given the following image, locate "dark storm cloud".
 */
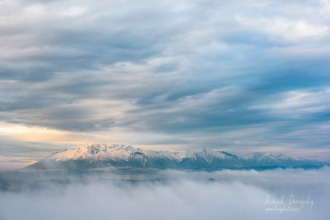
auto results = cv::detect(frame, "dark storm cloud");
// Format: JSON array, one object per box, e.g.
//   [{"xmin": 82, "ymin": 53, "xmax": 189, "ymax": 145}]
[{"xmin": 0, "ymin": 0, "xmax": 329, "ymax": 152}]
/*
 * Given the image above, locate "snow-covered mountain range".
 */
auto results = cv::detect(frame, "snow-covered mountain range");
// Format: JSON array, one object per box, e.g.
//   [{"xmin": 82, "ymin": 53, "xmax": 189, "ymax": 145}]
[{"xmin": 26, "ymin": 144, "xmax": 327, "ymax": 170}]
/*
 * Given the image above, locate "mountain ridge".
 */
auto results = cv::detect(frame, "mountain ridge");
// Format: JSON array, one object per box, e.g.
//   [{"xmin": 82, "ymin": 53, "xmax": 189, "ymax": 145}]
[{"xmin": 26, "ymin": 144, "xmax": 328, "ymax": 171}]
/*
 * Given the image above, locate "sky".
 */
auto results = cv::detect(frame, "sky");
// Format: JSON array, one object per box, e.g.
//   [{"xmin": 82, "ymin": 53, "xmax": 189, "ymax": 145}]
[{"xmin": 0, "ymin": 0, "xmax": 330, "ymax": 169}]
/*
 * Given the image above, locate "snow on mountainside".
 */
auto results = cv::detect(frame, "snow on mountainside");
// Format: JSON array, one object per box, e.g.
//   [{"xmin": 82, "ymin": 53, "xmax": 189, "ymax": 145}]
[
  {"xmin": 252, "ymin": 152, "xmax": 290, "ymax": 161},
  {"xmin": 26, "ymin": 144, "xmax": 327, "ymax": 171},
  {"xmin": 47, "ymin": 144, "xmax": 232, "ymax": 162},
  {"xmin": 49, "ymin": 144, "xmax": 185, "ymax": 161}
]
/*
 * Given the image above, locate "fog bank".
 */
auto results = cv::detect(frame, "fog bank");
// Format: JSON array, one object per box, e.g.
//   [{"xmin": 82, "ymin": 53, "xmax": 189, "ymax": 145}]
[{"xmin": 0, "ymin": 168, "xmax": 329, "ymax": 220}]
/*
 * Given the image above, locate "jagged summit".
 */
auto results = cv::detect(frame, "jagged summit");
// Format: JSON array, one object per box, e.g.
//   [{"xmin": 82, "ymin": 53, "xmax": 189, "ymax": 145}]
[
  {"xmin": 46, "ymin": 144, "xmax": 238, "ymax": 162},
  {"xmin": 26, "ymin": 144, "xmax": 327, "ymax": 171},
  {"xmin": 252, "ymin": 152, "xmax": 289, "ymax": 160}
]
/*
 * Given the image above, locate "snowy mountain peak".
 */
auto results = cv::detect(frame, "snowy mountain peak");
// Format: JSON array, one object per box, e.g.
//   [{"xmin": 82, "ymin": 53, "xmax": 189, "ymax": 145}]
[
  {"xmin": 27, "ymin": 144, "xmax": 327, "ymax": 170},
  {"xmin": 252, "ymin": 152, "xmax": 290, "ymax": 161}
]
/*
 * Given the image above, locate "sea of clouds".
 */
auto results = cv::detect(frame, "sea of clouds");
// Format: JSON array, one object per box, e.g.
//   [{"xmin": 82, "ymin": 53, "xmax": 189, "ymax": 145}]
[{"xmin": 0, "ymin": 167, "xmax": 329, "ymax": 220}]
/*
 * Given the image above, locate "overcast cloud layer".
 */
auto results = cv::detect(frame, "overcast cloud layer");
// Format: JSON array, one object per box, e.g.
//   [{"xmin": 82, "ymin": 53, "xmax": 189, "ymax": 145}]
[
  {"xmin": 0, "ymin": 0, "xmax": 330, "ymax": 166},
  {"xmin": 0, "ymin": 168, "xmax": 329, "ymax": 220}
]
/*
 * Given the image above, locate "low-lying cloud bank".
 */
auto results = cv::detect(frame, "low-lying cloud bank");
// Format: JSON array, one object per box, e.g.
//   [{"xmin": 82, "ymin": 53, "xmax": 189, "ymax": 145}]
[{"xmin": 0, "ymin": 167, "xmax": 329, "ymax": 220}]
